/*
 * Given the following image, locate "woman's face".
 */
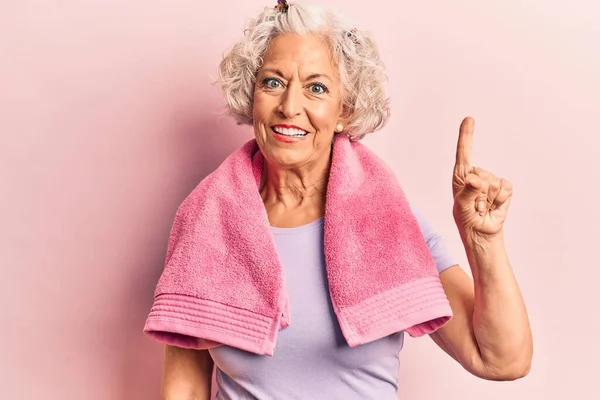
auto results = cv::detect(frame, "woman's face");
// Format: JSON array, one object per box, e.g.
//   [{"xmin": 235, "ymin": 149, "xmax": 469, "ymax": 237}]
[{"xmin": 253, "ymin": 34, "xmax": 344, "ymax": 169}]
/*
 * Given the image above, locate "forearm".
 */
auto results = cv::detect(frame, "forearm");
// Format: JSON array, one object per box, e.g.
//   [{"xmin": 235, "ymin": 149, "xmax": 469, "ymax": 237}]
[
  {"xmin": 463, "ymin": 231, "xmax": 533, "ymax": 376},
  {"xmin": 162, "ymin": 345, "xmax": 213, "ymax": 400}
]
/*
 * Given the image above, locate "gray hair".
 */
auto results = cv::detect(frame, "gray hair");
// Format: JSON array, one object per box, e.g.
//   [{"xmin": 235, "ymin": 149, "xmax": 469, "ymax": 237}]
[{"xmin": 217, "ymin": 2, "xmax": 391, "ymax": 140}]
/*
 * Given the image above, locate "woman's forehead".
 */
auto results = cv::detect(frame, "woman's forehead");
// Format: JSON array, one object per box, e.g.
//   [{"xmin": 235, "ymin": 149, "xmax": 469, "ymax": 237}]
[{"xmin": 261, "ymin": 34, "xmax": 336, "ymax": 76}]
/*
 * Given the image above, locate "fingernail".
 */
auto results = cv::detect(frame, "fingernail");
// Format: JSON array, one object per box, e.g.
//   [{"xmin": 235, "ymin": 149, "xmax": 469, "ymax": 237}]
[{"xmin": 477, "ymin": 200, "xmax": 486, "ymax": 212}]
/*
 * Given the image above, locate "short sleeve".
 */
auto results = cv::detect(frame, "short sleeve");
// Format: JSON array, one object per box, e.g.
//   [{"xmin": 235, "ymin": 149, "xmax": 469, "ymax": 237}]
[{"xmin": 411, "ymin": 206, "xmax": 458, "ymax": 274}]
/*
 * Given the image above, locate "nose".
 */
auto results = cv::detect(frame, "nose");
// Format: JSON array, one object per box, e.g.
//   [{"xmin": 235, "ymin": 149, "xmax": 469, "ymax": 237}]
[{"xmin": 278, "ymin": 82, "xmax": 303, "ymax": 118}]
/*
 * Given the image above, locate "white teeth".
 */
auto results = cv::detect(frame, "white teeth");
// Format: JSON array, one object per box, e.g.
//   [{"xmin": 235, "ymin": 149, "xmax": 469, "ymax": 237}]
[{"xmin": 272, "ymin": 127, "xmax": 307, "ymax": 136}]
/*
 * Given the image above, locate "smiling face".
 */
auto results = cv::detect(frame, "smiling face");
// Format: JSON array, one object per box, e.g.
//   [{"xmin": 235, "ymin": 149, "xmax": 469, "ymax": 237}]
[{"xmin": 252, "ymin": 34, "xmax": 345, "ymax": 169}]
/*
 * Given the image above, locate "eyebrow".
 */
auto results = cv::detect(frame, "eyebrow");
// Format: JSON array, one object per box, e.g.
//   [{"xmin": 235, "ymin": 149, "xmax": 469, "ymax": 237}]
[{"xmin": 260, "ymin": 68, "xmax": 333, "ymax": 82}]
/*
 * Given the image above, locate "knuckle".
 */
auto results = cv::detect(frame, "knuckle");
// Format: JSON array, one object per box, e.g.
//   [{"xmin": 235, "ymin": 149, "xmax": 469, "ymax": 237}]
[
  {"xmin": 475, "ymin": 167, "xmax": 489, "ymax": 179},
  {"xmin": 501, "ymin": 178, "xmax": 514, "ymax": 193}
]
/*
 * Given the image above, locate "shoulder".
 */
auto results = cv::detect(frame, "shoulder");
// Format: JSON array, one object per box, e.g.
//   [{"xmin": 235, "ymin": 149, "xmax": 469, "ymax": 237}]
[
  {"xmin": 410, "ymin": 205, "xmax": 438, "ymax": 243},
  {"xmin": 410, "ymin": 205, "xmax": 457, "ymax": 274}
]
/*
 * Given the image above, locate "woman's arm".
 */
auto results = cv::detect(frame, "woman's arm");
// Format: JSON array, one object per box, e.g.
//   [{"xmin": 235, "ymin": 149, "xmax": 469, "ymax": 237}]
[
  {"xmin": 162, "ymin": 345, "xmax": 214, "ymax": 400},
  {"xmin": 431, "ymin": 117, "xmax": 533, "ymax": 380},
  {"xmin": 430, "ymin": 233, "xmax": 533, "ymax": 380}
]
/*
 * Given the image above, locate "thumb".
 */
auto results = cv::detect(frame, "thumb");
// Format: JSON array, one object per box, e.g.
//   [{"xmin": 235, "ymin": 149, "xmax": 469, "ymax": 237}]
[{"xmin": 457, "ymin": 174, "xmax": 488, "ymax": 212}]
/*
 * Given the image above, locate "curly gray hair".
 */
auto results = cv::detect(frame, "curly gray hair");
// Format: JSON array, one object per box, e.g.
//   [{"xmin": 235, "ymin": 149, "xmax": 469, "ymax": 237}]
[{"xmin": 217, "ymin": 2, "xmax": 391, "ymax": 140}]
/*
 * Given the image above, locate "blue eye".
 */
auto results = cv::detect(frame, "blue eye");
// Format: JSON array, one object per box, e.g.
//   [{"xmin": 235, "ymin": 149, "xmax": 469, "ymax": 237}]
[
  {"xmin": 309, "ymin": 82, "xmax": 328, "ymax": 94},
  {"xmin": 263, "ymin": 78, "xmax": 281, "ymax": 88}
]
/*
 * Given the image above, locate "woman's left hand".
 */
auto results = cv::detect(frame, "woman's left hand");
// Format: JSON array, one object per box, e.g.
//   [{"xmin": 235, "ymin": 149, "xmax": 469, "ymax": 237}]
[{"xmin": 452, "ymin": 117, "xmax": 513, "ymax": 242}]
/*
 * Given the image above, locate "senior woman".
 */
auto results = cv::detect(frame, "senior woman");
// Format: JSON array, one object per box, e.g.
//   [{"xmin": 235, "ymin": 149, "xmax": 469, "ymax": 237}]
[{"xmin": 144, "ymin": 2, "xmax": 533, "ymax": 399}]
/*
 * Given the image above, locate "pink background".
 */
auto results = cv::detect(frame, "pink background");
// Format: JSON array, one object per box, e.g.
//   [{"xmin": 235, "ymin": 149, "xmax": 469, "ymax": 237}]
[{"xmin": 2, "ymin": 0, "xmax": 598, "ymax": 399}]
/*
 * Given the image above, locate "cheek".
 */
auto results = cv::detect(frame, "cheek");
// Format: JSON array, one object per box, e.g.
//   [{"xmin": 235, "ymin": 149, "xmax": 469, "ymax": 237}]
[
  {"xmin": 308, "ymin": 101, "xmax": 342, "ymax": 131},
  {"xmin": 252, "ymin": 92, "xmax": 275, "ymax": 120},
  {"xmin": 251, "ymin": 94, "xmax": 273, "ymax": 145},
  {"xmin": 252, "ymin": 93, "xmax": 264, "ymax": 119}
]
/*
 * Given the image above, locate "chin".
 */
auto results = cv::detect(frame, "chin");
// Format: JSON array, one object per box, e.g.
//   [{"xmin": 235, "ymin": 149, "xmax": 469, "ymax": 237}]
[{"xmin": 265, "ymin": 146, "xmax": 311, "ymax": 168}]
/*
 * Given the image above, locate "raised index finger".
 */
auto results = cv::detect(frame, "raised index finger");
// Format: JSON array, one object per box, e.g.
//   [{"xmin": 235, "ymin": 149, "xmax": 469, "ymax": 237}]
[{"xmin": 455, "ymin": 116, "xmax": 475, "ymax": 169}]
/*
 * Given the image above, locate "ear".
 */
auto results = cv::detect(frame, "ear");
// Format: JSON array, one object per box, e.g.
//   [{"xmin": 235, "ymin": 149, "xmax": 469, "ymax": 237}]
[
  {"xmin": 336, "ymin": 106, "xmax": 349, "ymax": 133},
  {"xmin": 339, "ymin": 103, "xmax": 353, "ymax": 123}
]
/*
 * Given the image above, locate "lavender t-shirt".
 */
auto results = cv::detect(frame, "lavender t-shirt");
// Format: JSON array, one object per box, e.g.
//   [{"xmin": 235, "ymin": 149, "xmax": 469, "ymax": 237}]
[{"xmin": 209, "ymin": 208, "xmax": 457, "ymax": 399}]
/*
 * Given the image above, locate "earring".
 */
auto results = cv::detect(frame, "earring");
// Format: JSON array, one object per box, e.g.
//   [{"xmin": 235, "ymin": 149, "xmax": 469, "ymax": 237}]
[{"xmin": 335, "ymin": 123, "xmax": 344, "ymax": 133}]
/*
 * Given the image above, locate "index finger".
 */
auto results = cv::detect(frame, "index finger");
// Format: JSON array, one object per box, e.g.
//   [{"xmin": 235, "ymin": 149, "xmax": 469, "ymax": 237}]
[{"xmin": 455, "ymin": 116, "xmax": 475, "ymax": 169}]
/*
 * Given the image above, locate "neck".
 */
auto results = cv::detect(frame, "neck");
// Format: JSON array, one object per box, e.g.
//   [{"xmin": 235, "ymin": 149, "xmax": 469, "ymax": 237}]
[{"xmin": 260, "ymin": 157, "xmax": 331, "ymax": 208}]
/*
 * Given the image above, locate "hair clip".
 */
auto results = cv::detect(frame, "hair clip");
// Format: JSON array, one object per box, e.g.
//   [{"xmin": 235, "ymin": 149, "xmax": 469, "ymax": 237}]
[
  {"xmin": 347, "ymin": 28, "xmax": 360, "ymax": 45},
  {"xmin": 275, "ymin": 0, "xmax": 289, "ymax": 13}
]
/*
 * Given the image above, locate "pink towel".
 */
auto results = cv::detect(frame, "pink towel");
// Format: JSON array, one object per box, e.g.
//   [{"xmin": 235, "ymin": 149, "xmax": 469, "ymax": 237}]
[{"xmin": 144, "ymin": 134, "xmax": 452, "ymax": 355}]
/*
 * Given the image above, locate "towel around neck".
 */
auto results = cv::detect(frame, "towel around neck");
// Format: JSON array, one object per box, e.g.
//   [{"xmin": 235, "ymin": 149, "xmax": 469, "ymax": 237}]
[{"xmin": 144, "ymin": 134, "xmax": 452, "ymax": 355}]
